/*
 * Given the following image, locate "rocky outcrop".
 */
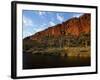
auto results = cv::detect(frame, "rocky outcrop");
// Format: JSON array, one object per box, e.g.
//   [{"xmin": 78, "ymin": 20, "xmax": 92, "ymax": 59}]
[{"xmin": 25, "ymin": 14, "xmax": 91, "ymax": 40}]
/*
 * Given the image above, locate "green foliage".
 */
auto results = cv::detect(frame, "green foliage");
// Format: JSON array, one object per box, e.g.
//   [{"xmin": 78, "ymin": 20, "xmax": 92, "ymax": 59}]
[{"xmin": 23, "ymin": 32, "xmax": 90, "ymax": 52}]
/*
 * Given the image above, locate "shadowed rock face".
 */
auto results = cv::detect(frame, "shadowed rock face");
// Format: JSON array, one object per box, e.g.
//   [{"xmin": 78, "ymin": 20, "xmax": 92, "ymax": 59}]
[{"xmin": 25, "ymin": 14, "xmax": 91, "ymax": 40}]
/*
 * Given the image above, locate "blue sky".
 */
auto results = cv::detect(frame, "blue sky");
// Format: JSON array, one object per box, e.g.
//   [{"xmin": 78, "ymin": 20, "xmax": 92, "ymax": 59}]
[{"xmin": 23, "ymin": 10, "xmax": 83, "ymax": 38}]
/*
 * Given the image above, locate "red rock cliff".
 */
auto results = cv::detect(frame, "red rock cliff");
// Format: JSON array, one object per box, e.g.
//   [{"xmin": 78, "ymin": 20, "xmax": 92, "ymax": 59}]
[{"xmin": 29, "ymin": 13, "xmax": 90, "ymax": 40}]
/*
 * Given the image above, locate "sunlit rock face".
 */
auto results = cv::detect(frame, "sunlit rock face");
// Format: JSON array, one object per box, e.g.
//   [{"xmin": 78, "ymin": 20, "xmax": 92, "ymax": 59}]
[{"xmin": 26, "ymin": 14, "xmax": 90, "ymax": 40}]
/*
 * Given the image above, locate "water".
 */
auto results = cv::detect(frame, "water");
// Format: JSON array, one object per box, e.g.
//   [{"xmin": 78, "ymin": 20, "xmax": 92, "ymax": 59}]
[{"xmin": 23, "ymin": 52, "xmax": 90, "ymax": 69}]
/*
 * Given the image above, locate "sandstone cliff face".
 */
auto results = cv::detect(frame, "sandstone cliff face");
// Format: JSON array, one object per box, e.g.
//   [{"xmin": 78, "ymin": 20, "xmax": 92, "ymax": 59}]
[
  {"xmin": 29, "ymin": 13, "xmax": 90, "ymax": 40},
  {"xmin": 79, "ymin": 14, "xmax": 91, "ymax": 34}
]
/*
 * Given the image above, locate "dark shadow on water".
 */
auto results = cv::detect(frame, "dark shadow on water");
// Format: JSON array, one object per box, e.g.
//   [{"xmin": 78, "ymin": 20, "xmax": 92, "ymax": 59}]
[{"xmin": 23, "ymin": 52, "xmax": 90, "ymax": 69}]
